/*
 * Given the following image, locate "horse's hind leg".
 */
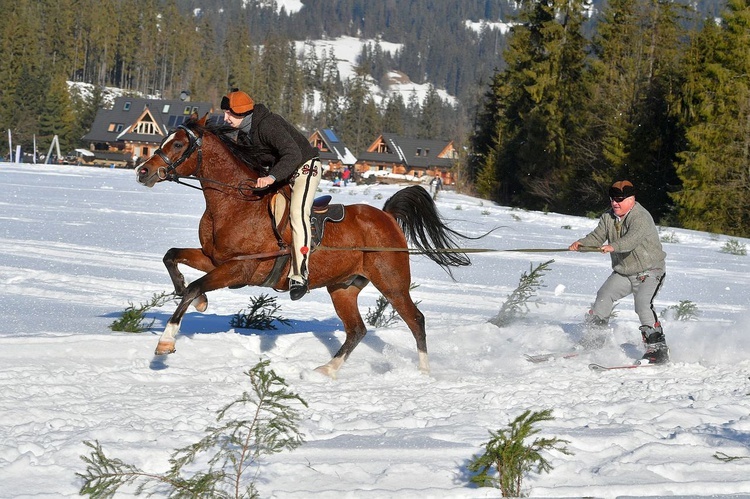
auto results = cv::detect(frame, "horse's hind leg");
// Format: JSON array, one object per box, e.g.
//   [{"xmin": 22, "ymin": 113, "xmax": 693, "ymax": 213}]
[
  {"xmin": 316, "ymin": 280, "xmax": 369, "ymax": 378},
  {"xmin": 387, "ymin": 294, "xmax": 429, "ymax": 374},
  {"xmin": 369, "ymin": 264, "xmax": 429, "ymax": 374}
]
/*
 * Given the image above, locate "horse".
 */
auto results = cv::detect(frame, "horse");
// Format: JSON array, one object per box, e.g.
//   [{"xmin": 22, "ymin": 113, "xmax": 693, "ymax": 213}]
[{"xmin": 135, "ymin": 115, "xmax": 472, "ymax": 378}]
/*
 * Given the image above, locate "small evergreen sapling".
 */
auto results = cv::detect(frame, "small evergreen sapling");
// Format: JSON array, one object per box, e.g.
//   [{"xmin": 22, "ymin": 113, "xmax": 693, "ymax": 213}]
[
  {"xmin": 230, "ymin": 294, "xmax": 290, "ymax": 330},
  {"xmin": 720, "ymin": 239, "xmax": 747, "ymax": 256},
  {"xmin": 109, "ymin": 291, "xmax": 172, "ymax": 333},
  {"xmin": 77, "ymin": 360, "xmax": 307, "ymax": 499},
  {"xmin": 468, "ymin": 409, "xmax": 571, "ymax": 497},
  {"xmin": 489, "ymin": 260, "xmax": 554, "ymax": 327},
  {"xmin": 661, "ymin": 300, "xmax": 700, "ymax": 321}
]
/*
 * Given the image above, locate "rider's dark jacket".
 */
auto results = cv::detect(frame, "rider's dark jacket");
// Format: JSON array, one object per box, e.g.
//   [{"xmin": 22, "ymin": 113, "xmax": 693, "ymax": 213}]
[{"xmin": 234, "ymin": 104, "xmax": 318, "ymax": 181}]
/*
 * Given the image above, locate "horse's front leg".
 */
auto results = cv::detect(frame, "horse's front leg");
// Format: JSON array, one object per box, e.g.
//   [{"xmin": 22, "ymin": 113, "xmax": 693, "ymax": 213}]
[
  {"xmin": 155, "ymin": 260, "xmax": 257, "ymax": 355},
  {"xmin": 163, "ymin": 248, "xmax": 216, "ymax": 312}
]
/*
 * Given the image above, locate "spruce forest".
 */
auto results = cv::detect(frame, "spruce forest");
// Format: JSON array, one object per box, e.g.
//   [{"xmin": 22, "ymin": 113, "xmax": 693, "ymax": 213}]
[{"xmin": 1, "ymin": 0, "xmax": 748, "ymax": 237}]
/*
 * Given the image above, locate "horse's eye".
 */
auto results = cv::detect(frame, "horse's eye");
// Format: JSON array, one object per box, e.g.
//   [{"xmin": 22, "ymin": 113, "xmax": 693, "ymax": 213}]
[{"xmin": 173, "ymin": 141, "xmax": 184, "ymax": 149}]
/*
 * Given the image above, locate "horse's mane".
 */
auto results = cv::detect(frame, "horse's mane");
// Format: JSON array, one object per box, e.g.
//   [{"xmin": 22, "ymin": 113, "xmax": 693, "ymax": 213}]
[{"xmin": 183, "ymin": 117, "xmax": 264, "ymax": 173}]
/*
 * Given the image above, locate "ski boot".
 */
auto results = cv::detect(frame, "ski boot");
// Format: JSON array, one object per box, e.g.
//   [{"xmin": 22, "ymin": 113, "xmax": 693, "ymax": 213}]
[
  {"xmin": 638, "ymin": 323, "xmax": 670, "ymax": 365},
  {"xmin": 579, "ymin": 311, "xmax": 609, "ymax": 350}
]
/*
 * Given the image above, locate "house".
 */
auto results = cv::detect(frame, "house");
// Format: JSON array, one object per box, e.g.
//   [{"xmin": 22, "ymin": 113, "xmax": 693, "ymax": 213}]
[
  {"xmin": 308, "ymin": 128, "xmax": 357, "ymax": 177},
  {"xmin": 355, "ymin": 133, "xmax": 457, "ymax": 184},
  {"xmin": 81, "ymin": 97, "xmax": 214, "ymax": 167}
]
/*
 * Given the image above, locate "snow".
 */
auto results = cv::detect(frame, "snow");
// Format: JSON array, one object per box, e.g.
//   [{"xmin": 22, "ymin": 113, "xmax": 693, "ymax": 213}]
[
  {"xmin": 296, "ymin": 36, "xmax": 457, "ymax": 109},
  {"xmin": 2, "ymin": 161, "xmax": 750, "ymax": 497},
  {"xmin": 244, "ymin": 0, "xmax": 305, "ymax": 14},
  {"xmin": 465, "ymin": 20, "xmax": 516, "ymax": 35}
]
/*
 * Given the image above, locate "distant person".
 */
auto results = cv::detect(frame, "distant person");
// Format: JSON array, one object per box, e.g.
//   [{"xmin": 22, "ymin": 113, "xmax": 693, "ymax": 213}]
[
  {"xmin": 568, "ymin": 180, "xmax": 669, "ymax": 364},
  {"xmin": 342, "ymin": 166, "xmax": 351, "ymax": 186},
  {"xmin": 431, "ymin": 174, "xmax": 443, "ymax": 199},
  {"xmin": 221, "ymin": 89, "xmax": 321, "ymax": 301}
]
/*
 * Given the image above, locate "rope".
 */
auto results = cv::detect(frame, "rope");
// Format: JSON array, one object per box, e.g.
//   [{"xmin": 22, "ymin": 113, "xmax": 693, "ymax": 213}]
[
  {"xmin": 313, "ymin": 245, "xmax": 603, "ymax": 255},
  {"xmin": 225, "ymin": 245, "xmax": 602, "ymax": 263}
]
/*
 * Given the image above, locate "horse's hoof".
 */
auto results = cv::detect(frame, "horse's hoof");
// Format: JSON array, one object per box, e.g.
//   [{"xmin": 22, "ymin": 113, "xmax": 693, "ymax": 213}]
[
  {"xmin": 314, "ymin": 365, "xmax": 337, "ymax": 380},
  {"xmin": 192, "ymin": 294, "xmax": 208, "ymax": 312},
  {"xmin": 155, "ymin": 342, "xmax": 176, "ymax": 355}
]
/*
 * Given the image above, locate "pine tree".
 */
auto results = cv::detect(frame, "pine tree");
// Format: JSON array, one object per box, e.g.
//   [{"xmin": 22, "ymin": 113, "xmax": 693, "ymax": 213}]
[
  {"xmin": 585, "ymin": 0, "xmax": 687, "ymax": 222},
  {"xmin": 223, "ymin": 15, "xmax": 259, "ymax": 95},
  {"xmin": 38, "ymin": 74, "xmax": 78, "ymax": 153},
  {"xmin": 318, "ymin": 47, "xmax": 342, "ymax": 128},
  {"xmin": 282, "ymin": 44, "xmax": 306, "ymax": 126},
  {"xmin": 471, "ymin": 0, "xmax": 589, "ymax": 211},
  {"xmin": 418, "ymin": 85, "xmax": 444, "ymax": 139},
  {"xmin": 382, "ymin": 93, "xmax": 407, "ymax": 135},
  {"xmin": 340, "ymin": 67, "xmax": 374, "ymax": 154},
  {"xmin": 672, "ymin": 0, "xmax": 750, "ymax": 237}
]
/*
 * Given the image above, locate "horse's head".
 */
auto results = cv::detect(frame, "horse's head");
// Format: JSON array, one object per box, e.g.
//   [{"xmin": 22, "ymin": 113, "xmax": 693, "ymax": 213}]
[{"xmin": 136, "ymin": 116, "xmax": 205, "ymax": 187}]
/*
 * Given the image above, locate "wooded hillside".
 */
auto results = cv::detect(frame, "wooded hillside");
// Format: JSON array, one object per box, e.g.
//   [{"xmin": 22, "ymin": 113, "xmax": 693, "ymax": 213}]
[{"xmin": 1, "ymin": 0, "xmax": 746, "ymax": 236}]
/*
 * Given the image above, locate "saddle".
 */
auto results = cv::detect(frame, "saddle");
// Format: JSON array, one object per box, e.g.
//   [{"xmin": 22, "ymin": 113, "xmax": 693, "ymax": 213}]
[
  {"xmin": 261, "ymin": 192, "xmax": 345, "ymax": 288},
  {"xmin": 310, "ymin": 195, "xmax": 345, "ymax": 244}
]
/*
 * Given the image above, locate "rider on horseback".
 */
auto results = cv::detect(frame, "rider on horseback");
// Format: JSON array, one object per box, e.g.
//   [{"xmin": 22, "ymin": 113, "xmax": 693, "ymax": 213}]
[{"xmin": 221, "ymin": 89, "xmax": 321, "ymax": 300}]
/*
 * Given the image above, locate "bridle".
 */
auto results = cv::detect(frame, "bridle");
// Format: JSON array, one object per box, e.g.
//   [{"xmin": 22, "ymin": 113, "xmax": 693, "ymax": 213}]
[
  {"xmin": 153, "ymin": 124, "xmax": 203, "ymax": 184},
  {"xmin": 151, "ymin": 124, "xmax": 260, "ymax": 198}
]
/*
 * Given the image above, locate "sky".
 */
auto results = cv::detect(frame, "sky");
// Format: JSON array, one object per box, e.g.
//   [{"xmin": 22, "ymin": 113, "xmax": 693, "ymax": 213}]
[{"xmin": 2, "ymin": 162, "xmax": 750, "ymax": 497}]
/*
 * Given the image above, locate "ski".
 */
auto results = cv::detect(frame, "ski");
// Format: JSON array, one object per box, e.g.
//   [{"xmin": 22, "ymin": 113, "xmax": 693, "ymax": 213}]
[
  {"xmin": 588, "ymin": 362, "xmax": 657, "ymax": 372},
  {"xmin": 525, "ymin": 351, "xmax": 580, "ymax": 363}
]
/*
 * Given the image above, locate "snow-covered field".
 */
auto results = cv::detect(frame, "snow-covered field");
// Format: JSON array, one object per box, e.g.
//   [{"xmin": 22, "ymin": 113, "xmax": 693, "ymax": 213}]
[{"xmin": 2, "ymin": 162, "xmax": 750, "ymax": 498}]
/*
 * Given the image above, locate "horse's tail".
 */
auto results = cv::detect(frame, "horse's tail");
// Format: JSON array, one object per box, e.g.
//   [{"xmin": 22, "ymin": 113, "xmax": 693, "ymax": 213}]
[{"xmin": 383, "ymin": 185, "xmax": 471, "ymax": 278}]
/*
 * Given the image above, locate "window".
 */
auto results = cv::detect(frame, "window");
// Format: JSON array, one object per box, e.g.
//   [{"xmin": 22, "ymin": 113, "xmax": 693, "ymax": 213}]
[
  {"xmin": 115, "ymin": 124, "xmax": 123, "ymax": 132},
  {"xmin": 162, "ymin": 104, "xmax": 170, "ymax": 113},
  {"xmin": 416, "ymin": 148, "xmax": 422, "ymax": 156},
  {"xmin": 425, "ymin": 149, "xmax": 430, "ymax": 156},
  {"xmin": 191, "ymin": 106, "xmax": 199, "ymax": 114},
  {"xmin": 142, "ymin": 146, "xmax": 149, "ymax": 156},
  {"xmin": 183, "ymin": 106, "xmax": 192, "ymax": 115},
  {"xmin": 123, "ymin": 101, "xmax": 131, "ymax": 111},
  {"xmin": 134, "ymin": 121, "xmax": 159, "ymax": 135},
  {"xmin": 108, "ymin": 123, "xmax": 116, "ymax": 132}
]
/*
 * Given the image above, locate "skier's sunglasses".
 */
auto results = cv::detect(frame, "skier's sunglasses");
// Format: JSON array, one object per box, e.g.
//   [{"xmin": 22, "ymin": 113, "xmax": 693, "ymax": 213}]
[{"xmin": 610, "ymin": 196, "xmax": 631, "ymax": 203}]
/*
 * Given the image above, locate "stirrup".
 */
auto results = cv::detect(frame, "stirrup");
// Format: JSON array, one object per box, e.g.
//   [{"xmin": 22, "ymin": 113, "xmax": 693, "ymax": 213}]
[{"xmin": 289, "ymin": 278, "xmax": 308, "ymax": 301}]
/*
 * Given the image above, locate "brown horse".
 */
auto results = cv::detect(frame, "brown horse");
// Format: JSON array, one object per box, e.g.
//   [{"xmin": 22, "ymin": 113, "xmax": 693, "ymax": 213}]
[{"xmin": 136, "ymin": 115, "xmax": 471, "ymax": 378}]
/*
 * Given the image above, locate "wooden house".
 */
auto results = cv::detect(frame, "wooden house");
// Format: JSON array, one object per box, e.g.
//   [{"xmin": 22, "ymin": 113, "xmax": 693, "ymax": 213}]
[
  {"xmin": 81, "ymin": 97, "xmax": 214, "ymax": 167},
  {"xmin": 355, "ymin": 133, "xmax": 457, "ymax": 184},
  {"xmin": 308, "ymin": 128, "xmax": 357, "ymax": 176}
]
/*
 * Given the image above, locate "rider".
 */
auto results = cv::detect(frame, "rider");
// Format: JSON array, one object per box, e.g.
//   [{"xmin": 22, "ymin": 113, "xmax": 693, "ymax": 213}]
[{"xmin": 220, "ymin": 89, "xmax": 321, "ymax": 301}]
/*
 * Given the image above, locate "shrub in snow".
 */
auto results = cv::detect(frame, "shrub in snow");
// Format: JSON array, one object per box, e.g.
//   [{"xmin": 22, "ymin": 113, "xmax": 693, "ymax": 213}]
[
  {"xmin": 230, "ymin": 294, "xmax": 290, "ymax": 330},
  {"xmin": 467, "ymin": 409, "xmax": 571, "ymax": 497},
  {"xmin": 661, "ymin": 300, "xmax": 700, "ymax": 321},
  {"xmin": 720, "ymin": 239, "xmax": 747, "ymax": 256},
  {"xmin": 109, "ymin": 291, "xmax": 172, "ymax": 333},
  {"xmin": 77, "ymin": 360, "xmax": 307, "ymax": 499},
  {"xmin": 489, "ymin": 260, "xmax": 553, "ymax": 327}
]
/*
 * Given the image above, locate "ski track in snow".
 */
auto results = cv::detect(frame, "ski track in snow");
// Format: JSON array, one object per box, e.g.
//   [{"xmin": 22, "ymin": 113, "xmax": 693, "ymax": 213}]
[{"xmin": 1, "ymin": 162, "xmax": 750, "ymax": 498}]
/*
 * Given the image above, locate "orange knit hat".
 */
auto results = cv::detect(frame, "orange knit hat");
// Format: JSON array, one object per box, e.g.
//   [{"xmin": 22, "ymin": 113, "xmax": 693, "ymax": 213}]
[{"xmin": 220, "ymin": 89, "xmax": 254, "ymax": 115}]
